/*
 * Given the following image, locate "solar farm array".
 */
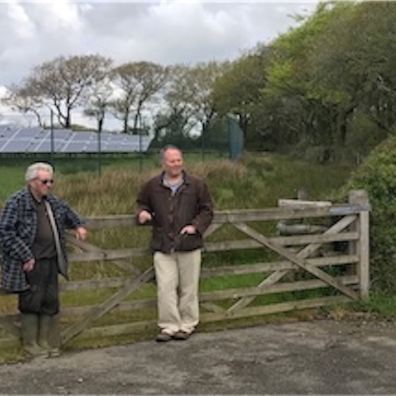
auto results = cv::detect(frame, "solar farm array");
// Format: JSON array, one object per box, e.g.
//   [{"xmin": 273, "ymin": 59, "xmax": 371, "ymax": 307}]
[{"xmin": 0, "ymin": 125, "xmax": 152, "ymax": 153}]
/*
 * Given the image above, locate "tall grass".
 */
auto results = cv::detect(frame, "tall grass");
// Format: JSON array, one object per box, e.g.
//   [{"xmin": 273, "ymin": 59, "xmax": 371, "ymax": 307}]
[{"xmin": 16, "ymin": 152, "xmax": 352, "ymax": 216}]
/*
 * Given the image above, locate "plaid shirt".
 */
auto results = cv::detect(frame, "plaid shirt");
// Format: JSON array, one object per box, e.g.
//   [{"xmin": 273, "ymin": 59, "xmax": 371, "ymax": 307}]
[{"xmin": 0, "ymin": 187, "xmax": 84, "ymax": 292}]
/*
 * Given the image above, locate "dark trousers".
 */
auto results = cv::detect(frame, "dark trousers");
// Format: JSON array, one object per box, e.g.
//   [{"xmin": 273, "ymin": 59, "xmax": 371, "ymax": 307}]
[{"xmin": 18, "ymin": 258, "xmax": 59, "ymax": 315}]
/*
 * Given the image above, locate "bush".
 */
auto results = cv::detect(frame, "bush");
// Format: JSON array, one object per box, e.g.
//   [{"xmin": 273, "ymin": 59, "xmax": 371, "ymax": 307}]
[
  {"xmin": 345, "ymin": 114, "xmax": 389, "ymax": 164},
  {"xmin": 344, "ymin": 135, "xmax": 396, "ymax": 291}
]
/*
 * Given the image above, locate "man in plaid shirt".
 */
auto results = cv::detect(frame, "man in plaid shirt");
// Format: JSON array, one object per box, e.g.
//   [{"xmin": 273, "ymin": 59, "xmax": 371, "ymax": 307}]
[{"xmin": 0, "ymin": 162, "xmax": 87, "ymax": 357}]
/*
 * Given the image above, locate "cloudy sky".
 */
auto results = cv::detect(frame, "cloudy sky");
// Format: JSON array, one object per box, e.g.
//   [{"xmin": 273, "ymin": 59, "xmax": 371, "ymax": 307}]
[{"xmin": 0, "ymin": 0, "xmax": 319, "ymax": 127}]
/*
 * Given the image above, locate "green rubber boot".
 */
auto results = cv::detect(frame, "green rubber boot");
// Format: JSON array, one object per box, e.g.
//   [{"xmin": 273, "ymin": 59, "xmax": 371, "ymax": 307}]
[
  {"xmin": 21, "ymin": 313, "xmax": 47, "ymax": 357},
  {"xmin": 39, "ymin": 314, "xmax": 61, "ymax": 358}
]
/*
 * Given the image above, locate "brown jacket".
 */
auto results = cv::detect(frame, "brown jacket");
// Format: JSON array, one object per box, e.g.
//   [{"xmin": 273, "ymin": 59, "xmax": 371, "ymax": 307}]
[{"xmin": 136, "ymin": 171, "xmax": 213, "ymax": 253}]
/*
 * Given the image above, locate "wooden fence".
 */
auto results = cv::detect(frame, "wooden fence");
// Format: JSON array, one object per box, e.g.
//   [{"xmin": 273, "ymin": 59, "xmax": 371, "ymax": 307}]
[{"xmin": 0, "ymin": 190, "xmax": 370, "ymax": 350}]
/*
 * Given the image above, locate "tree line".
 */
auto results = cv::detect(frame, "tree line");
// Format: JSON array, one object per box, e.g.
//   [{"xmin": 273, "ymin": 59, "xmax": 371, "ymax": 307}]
[
  {"xmin": 3, "ymin": 2, "xmax": 395, "ymax": 159},
  {"xmin": 3, "ymin": 54, "xmax": 225, "ymax": 148},
  {"xmin": 214, "ymin": 1, "xmax": 396, "ymax": 161}
]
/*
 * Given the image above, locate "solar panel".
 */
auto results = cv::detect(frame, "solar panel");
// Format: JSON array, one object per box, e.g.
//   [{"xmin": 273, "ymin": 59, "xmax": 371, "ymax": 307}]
[
  {"xmin": 2, "ymin": 140, "xmax": 31, "ymax": 152},
  {"xmin": 16, "ymin": 127, "xmax": 42, "ymax": 138},
  {"xmin": 50, "ymin": 129, "xmax": 73, "ymax": 141},
  {"xmin": 0, "ymin": 126, "xmax": 153, "ymax": 153},
  {"xmin": 0, "ymin": 124, "xmax": 17, "ymax": 132}
]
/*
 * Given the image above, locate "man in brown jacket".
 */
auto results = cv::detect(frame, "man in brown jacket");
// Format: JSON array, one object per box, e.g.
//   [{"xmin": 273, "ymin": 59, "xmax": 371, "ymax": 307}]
[{"xmin": 137, "ymin": 145, "xmax": 213, "ymax": 342}]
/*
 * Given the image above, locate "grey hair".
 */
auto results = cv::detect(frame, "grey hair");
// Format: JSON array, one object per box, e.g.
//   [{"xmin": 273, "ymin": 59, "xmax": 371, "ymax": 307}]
[
  {"xmin": 25, "ymin": 162, "xmax": 54, "ymax": 182},
  {"xmin": 159, "ymin": 145, "xmax": 182, "ymax": 162}
]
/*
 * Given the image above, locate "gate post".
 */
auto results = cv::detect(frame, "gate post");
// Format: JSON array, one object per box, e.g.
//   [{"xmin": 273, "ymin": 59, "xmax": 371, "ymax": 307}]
[{"xmin": 349, "ymin": 190, "xmax": 370, "ymax": 299}]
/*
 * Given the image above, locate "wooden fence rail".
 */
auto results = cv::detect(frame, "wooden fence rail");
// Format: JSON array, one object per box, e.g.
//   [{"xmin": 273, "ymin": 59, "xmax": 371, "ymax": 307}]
[{"xmin": 0, "ymin": 190, "xmax": 370, "ymax": 350}]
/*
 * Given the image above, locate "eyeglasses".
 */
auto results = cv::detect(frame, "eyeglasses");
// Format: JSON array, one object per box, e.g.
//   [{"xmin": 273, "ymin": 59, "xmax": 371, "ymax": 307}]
[{"xmin": 37, "ymin": 179, "xmax": 54, "ymax": 185}]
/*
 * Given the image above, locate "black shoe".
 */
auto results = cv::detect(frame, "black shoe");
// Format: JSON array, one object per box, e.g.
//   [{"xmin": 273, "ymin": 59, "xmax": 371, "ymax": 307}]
[
  {"xmin": 173, "ymin": 331, "xmax": 191, "ymax": 341},
  {"xmin": 155, "ymin": 332, "xmax": 173, "ymax": 342}
]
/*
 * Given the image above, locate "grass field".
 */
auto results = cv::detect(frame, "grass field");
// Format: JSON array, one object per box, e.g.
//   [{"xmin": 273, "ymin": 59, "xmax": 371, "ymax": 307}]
[{"xmin": 0, "ymin": 152, "xmax": 355, "ymax": 213}]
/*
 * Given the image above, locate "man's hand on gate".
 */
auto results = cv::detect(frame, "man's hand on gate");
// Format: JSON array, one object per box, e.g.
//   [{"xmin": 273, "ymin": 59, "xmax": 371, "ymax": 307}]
[
  {"xmin": 74, "ymin": 226, "xmax": 88, "ymax": 241},
  {"xmin": 138, "ymin": 210, "xmax": 152, "ymax": 224},
  {"xmin": 180, "ymin": 225, "xmax": 197, "ymax": 235}
]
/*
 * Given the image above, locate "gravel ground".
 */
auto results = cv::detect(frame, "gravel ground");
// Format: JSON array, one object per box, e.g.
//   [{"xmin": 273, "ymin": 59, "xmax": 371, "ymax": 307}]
[{"xmin": 0, "ymin": 318, "xmax": 395, "ymax": 394}]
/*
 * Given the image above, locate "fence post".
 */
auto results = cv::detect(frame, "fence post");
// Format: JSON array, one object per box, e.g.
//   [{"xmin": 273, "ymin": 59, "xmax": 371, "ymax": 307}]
[{"xmin": 349, "ymin": 190, "xmax": 370, "ymax": 299}]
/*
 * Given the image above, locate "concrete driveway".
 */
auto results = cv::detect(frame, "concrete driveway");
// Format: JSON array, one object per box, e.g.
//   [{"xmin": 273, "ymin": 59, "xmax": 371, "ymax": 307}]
[{"xmin": 0, "ymin": 318, "xmax": 395, "ymax": 394}]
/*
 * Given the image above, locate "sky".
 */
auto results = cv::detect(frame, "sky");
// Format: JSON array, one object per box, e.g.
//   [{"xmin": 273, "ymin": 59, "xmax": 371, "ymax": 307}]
[{"xmin": 0, "ymin": 0, "xmax": 319, "ymax": 128}]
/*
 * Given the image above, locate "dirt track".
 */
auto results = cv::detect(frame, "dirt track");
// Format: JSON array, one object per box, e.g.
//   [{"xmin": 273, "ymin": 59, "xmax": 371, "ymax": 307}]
[{"xmin": 0, "ymin": 318, "xmax": 395, "ymax": 394}]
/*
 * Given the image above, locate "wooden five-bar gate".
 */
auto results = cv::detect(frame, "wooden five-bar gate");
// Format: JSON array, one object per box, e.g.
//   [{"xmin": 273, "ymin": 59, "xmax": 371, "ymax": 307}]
[{"xmin": 0, "ymin": 190, "xmax": 370, "ymax": 350}]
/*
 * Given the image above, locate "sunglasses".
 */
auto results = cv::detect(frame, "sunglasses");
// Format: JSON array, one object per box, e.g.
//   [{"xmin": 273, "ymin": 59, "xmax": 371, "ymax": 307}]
[{"xmin": 37, "ymin": 179, "xmax": 54, "ymax": 185}]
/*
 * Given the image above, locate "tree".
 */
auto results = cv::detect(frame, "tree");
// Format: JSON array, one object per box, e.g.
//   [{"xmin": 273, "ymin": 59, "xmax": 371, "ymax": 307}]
[
  {"xmin": 3, "ymin": 84, "xmax": 45, "ymax": 127},
  {"xmin": 212, "ymin": 48, "xmax": 268, "ymax": 145},
  {"xmin": 20, "ymin": 54, "xmax": 112, "ymax": 128},
  {"xmin": 261, "ymin": 2, "xmax": 348, "ymax": 149},
  {"xmin": 153, "ymin": 65, "xmax": 198, "ymax": 143},
  {"xmin": 187, "ymin": 61, "xmax": 228, "ymax": 137},
  {"xmin": 84, "ymin": 78, "xmax": 113, "ymax": 133},
  {"xmin": 110, "ymin": 61, "xmax": 168, "ymax": 134},
  {"xmin": 306, "ymin": 2, "xmax": 396, "ymax": 143},
  {"xmin": 153, "ymin": 62, "xmax": 228, "ymax": 146},
  {"xmin": 261, "ymin": 1, "xmax": 396, "ymax": 155}
]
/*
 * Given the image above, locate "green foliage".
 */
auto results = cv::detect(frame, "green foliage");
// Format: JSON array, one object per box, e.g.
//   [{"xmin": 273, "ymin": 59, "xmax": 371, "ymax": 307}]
[
  {"xmin": 212, "ymin": 2, "xmax": 396, "ymax": 159},
  {"xmin": 345, "ymin": 114, "xmax": 389, "ymax": 161},
  {"xmin": 353, "ymin": 292, "xmax": 396, "ymax": 318},
  {"xmin": 344, "ymin": 135, "xmax": 396, "ymax": 291},
  {"xmin": 212, "ymin": 52, "xmax": 267, "ymax": 147}
]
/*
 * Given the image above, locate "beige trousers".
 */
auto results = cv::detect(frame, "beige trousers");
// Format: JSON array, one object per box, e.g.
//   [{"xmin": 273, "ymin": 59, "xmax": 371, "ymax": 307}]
[{"xmin": 153, "ymin": 249, "xmax": 201, "ymax": 335}]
